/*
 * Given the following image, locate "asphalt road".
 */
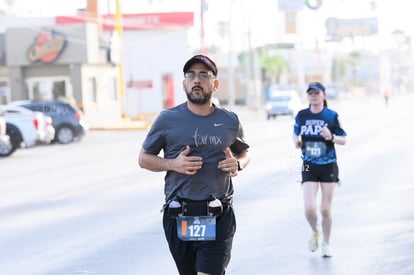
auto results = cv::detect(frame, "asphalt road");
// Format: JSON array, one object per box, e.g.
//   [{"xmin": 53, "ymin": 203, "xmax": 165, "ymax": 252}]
[{"xmin": 1, "ymin": 94, "xmax": 413, "ymax": 275}]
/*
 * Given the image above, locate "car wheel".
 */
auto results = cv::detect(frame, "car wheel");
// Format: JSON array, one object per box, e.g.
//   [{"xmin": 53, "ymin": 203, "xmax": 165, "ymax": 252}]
[
  {"xmin": 56, "ymin": 126, "xmax": 75, "ymax": 144},
  {"xmin": 3, "ymin": 124, "xmax": 21, "ymax": 155},
  {"xmin": 0, "ymin": 140, "xmax": 14, "ymax": 157}
]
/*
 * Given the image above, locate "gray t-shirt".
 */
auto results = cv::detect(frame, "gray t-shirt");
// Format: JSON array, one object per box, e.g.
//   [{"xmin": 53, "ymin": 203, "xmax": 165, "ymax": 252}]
[{"xmin": 142, "ymin": 103, "xmax": 249, "ymax": 203}]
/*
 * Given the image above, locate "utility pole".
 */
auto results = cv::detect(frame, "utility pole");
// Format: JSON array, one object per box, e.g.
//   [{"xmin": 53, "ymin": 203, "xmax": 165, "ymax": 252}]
[
  {"xmin": 114, "ymin": 0, "xmax": 126, "ymax": 118},
  {"xmin": 200, "ymin": 0, "xmax": 207, "ymax": 54},
  {"xmin": 227, "ymin": 0, "xmax": 235, "ymax": 110}
]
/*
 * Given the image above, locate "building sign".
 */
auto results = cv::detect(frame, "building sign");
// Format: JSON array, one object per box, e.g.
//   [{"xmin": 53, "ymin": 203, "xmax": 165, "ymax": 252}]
[
  {"xmin": 305, "ymin": 0, "xmax": 323, "ymax": 10},
  {"xmin": 56, "ymin": 12, "xmax": 194, "ymax": 30},
  {"xmin": 126, "ymin": 80, "xmax": 153, "ymax": 89},
  {"xmin": 285, "ymin": 12, "xmax": 297, "ymax": 34},
  {"xmin": 325, "ymin": 17, "xmax": 378, "ymax": 39},
  {"xmin": 278, "ymin": 0, "xmax": 303, "ymax": 12},
  {"xmin": 27, "ymin": 29, "xmax": 67, "ymax": 63}
]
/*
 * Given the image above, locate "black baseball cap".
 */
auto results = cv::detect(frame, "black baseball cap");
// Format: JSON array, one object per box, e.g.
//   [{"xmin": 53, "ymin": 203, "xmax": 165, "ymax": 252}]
[
  {"xmin": 183, "ymin": 55, "xmax": 218, "ymax": 76},
  {"xmin": 306, "ymin": 82, "xmax": 326, "ymax": 93}
]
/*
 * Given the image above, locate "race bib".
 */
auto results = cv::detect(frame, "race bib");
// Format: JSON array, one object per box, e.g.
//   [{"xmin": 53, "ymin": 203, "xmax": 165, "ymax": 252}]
[
  {"xmin": 304, "ymin": 141, "xmax": 327, "ymax": 158},
  {"xmin": 177, "ymin": 216, "xmax": 216, "ymax": 241}
]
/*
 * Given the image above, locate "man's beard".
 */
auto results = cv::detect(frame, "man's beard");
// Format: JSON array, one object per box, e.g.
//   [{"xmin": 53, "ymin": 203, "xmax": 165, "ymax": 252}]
[{"xmin": 186, "ymin": 86, "xmax": 212, "ymax": 105}]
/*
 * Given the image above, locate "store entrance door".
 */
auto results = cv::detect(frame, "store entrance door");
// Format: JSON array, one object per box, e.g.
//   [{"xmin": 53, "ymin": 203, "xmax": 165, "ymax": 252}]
[{"xmin": 26, "ymin": 77, "xmax": 73, "ymax": 102}]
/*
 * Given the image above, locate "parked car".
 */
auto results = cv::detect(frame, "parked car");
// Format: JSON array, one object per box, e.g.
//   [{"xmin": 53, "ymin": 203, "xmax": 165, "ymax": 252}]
[
  {"xmin": 265, "ymin": 89, "xmax": 302, "ymax": 120},
  {"xmin": 0, "ymin": 105, "xmax": 55, "ymax": 155},
  {"xmin": 212, "ymin": 97, "xmax": 221, "ymax": 107},
  {"xmin": 0, "ymin": 113, "xmax": 12, "ymax": 157},
  {"xmin": 11, "ymin": 100, "xmax": 88, "ymax": 144}
]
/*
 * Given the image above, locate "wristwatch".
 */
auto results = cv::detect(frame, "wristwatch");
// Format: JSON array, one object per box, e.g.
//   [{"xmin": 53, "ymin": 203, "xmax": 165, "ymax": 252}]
[
  {"xmin": 331, "ymin": 134, "xmax": 336, "ymax": 142},
  {"xmin": 237, "ymin": 160, "xmax": 243, "ymax": 171}
]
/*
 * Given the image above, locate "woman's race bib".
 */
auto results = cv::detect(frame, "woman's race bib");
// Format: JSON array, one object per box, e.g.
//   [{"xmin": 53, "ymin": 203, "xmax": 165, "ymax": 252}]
[{"xmin": 304, "ymin": 141, "xmax": 327, "ymax": 158}]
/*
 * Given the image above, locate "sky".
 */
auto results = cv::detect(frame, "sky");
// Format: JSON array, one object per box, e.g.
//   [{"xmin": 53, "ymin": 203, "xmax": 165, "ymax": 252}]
[{"xmin": 1, "ymin": 0, "xmax": 412, "ymax": 52}]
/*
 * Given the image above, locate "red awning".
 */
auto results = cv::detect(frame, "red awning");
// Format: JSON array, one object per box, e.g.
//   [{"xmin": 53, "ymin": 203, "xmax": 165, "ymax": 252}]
[{"xmin": 56, "ymin": 12, "xmax": 194, "ymax": 30}]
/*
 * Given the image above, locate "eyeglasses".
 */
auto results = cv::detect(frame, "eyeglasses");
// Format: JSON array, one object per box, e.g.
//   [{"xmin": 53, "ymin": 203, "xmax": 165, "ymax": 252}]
[
  {"xmin": 184, "ymin": 71, "xmax": 214, "ymax": 80},
  {"xmin": 307, "ymin": 90, "xmax": 321, "ymax": 95}
]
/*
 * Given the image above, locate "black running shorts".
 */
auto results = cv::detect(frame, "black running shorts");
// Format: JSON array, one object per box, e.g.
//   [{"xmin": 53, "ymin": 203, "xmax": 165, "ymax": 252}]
[
  {"xmin": 302, "ymin": 161, "xmax": 339, "ymax": 183},
  {"xmin": 163, "ymin": 205, "xmax": 236, "ymax": 275}
]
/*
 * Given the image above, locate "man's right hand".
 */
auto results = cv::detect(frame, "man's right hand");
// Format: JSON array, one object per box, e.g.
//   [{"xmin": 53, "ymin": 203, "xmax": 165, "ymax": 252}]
[{"xmin": 171, "ymin": 145, "xmax": 203, "ymax": 175}]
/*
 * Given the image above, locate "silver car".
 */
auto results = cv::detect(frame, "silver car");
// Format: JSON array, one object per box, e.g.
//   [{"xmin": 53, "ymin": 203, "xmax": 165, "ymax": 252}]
[
  {"xmin": 1, "ymin": 105, "xmax": 55, "ymax": 155},
  {"xmin": 266, "ymin": 90, "xmax": 302, "ymax": 120}
]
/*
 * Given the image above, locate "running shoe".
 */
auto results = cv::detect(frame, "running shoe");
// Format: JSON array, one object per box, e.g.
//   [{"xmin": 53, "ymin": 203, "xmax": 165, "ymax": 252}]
[
  {"xmin": 321, "ymin": 241, "xmax": 332, "ymax": 257},
  {"xmin": 308, "ymin": 232, "xmax": 319, "ymax": 252}
]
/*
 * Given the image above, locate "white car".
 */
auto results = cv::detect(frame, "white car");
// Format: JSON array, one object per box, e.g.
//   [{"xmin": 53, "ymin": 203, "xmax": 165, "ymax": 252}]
[
  {"xmin": 266, "ymin": 89, "xmax": 302, "ymax": 120},
  {"xmin": 0, "ymin": 114, "xmax": 12, "ymax": 157},
  {"xmin": 1, "ymin": 105, "xmax": 55, "ymax": 155}
]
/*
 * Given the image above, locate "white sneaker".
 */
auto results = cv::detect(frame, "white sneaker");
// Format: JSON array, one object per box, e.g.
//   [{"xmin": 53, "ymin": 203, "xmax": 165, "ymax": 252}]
[
  {"xmin": 321, "ymin": 241, "xmax": 332, "ymax": 257},
  {"xmin": 308, "ymin": 233, "xmax": 319, "ymax": 252}
]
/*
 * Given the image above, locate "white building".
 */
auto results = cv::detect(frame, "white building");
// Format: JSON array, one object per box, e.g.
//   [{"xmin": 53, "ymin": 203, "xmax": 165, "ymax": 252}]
[{"xmin": 0, "ymin": 12, "xmax": 195, "ymax": 127}]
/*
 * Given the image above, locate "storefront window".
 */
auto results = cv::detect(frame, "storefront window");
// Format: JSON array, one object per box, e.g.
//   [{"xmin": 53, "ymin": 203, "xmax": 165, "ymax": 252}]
[
  {"xmin": 33, "ymin": 81, "xmax": 52, "ymax": 100},
  {"xmin": 30, "ymin": 79, "xmax": 70, "ymax": 101},
  {"xmin": 109, "ymin": 77, "xmax": 118, "ymax": 101},
  {"xmin": 52, "ymin": 81, "xmax": 66, "ymax": 100},
  {"xmin": 87, "ymin": 77, "xmax": 97, "ymax": 103},
  {"xmin": 0, "ymin": 80, "xmax": 9, "ymax": 105}
]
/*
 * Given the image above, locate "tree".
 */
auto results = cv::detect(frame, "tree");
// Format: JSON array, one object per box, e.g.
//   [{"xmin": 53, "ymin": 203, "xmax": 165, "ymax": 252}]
[
  {"xmin": 331, "ymin": 56, "xmax": 347, "ymax": 83},
  {"xmin": 348, "ymin": 50, "xmax": 362, "ymax": 85},
  {"xmin": 257, "ymin": 48, "xmax": 288, "ymax": 84}
]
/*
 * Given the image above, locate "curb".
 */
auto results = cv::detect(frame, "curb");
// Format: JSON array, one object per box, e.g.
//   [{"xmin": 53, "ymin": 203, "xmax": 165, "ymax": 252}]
[{"xmin": 90, "ymin": 121, "xmax": 152, "ymax": 131}]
